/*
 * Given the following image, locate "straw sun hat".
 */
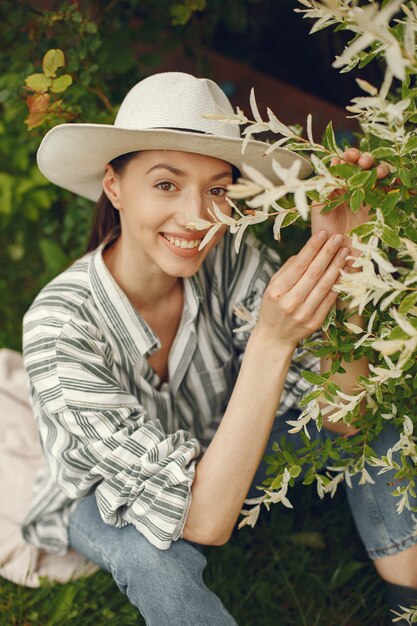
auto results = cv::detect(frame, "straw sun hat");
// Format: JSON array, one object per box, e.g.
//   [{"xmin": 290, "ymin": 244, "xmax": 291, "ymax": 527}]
[{"xmin": 36, "ymin": 71, "xmax": 312, "ymax": 202}]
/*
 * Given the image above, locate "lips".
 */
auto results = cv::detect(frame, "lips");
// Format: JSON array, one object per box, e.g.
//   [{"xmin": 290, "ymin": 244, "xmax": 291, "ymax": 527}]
[
  {"xmin": 162, "ymin": 233, "xmax": 202, "ymax": 248},
  {"xmin": 159, "ymin": 233, "xmax": 203, "ymax": 257}
]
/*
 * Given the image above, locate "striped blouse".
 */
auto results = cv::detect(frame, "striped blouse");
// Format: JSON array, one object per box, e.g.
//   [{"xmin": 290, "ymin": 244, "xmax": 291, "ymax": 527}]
[{"xmin": 21, "ymin": 229, "xmax": 320, "ymax": 553}]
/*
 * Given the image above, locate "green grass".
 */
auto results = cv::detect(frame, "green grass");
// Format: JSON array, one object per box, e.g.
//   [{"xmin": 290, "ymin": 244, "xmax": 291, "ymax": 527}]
[{"xmin": 0, "ymin": 486, "xmax": 386, "ymax": 626}]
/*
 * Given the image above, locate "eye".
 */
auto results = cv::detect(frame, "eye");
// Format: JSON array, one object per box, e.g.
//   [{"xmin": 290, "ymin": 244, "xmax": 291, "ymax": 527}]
[
  {"xmin": 208, "ymin": 187, "xmax": 227, "ymax": 197},
  {"xmin": 155, "ymin": 180, "xmax": 177, "ymax": 192}
]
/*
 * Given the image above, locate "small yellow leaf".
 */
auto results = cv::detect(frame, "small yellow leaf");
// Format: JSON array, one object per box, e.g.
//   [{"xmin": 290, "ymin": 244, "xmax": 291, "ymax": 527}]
[
  {"xmin": 43, "ymin": 49, "xmax": 65, "ymax": 78},
  {"xmin": 25, "ymin": 74, "xmax": 52, "ymax": 93},
  {"xmin": 51, "ymin": 74, "xmax": 72, "ymax": 93}
]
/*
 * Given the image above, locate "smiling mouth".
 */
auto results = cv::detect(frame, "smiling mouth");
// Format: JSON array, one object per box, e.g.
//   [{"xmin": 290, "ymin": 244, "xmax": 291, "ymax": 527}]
[{"xmin": 161, "ymin": 233, "xmax": 203, "ymax": 249}]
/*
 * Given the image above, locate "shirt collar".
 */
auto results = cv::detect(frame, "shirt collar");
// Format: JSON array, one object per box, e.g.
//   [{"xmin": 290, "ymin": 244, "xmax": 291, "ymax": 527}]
[{"xmin": 89, "ymin": 242, "xmax": 204, "ymax": 364}]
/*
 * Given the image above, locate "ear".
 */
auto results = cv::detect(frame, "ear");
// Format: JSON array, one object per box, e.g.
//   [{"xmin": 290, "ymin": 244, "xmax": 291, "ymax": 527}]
[{"xmin": 102, "ymin": 164, "xmax": 122, "ymax": 210}]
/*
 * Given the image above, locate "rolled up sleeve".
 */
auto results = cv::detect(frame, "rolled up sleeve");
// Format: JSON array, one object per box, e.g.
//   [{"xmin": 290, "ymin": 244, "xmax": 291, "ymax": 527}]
[{"xmin": 26, "ymin": 328, "xmax": 201, "ymax": 551}]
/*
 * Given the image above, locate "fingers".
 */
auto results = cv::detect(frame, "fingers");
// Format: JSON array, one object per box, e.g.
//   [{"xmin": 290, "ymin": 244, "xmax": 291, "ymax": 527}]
[
  {"xmin": 302, "ymin": 253, "xmax": 348, "ymax": 318},
  {"xmin": 287, "ymin": 234, "xmax": 348, "ymax": 308},
  {"xmin": 270, "ymin": 230, "xmax": 335, "ymax": 293},
  {"xmin": 356, "ymin": 151, "xmax": 374, "ymax": 169},
  {"xmin": 331, "ymin": 148, "xmax": 390, "ymax": 180},
  {"xmin": 307, "ymin": 282, "xmax": 341, "ymax": 329},
  {"xmin": 344, "ymin": 147, "xmax": 361, "ymax": 163},
  {"xmin": 376, "ymin": 162, "xmax": 390, "ymax": 179}
]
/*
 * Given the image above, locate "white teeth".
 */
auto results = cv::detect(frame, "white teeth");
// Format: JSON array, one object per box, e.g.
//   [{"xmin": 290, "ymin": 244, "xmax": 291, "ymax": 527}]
[{"xmin": 163, "ymin": 234, "xmax": 201, "ymax": 249}]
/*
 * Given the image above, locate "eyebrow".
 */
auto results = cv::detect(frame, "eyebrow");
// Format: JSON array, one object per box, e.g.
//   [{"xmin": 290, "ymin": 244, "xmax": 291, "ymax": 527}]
[{"xmin": 145, "ymin": 163, "xmax": 232, "ymax": 181}]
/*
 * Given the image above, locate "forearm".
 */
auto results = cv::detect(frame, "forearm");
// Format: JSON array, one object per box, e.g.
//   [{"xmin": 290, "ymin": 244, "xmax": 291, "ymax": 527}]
[
  {"xmin": 182, "ymin": 328, "xmax": 295, "ymax": 546},
  {"xmin": 320, "ymin": 296, "xmax": 369, "ymax": 432}
]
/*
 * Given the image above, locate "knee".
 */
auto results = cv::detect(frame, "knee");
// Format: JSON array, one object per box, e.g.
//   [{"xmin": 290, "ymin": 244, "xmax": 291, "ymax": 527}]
[
  {"xmin": 374, "ymin": 543, "xmax": 417, "ymax": 588},
  {"xmin": 112, "ymin": 530, "xmax": 207, "ymax": 591}
]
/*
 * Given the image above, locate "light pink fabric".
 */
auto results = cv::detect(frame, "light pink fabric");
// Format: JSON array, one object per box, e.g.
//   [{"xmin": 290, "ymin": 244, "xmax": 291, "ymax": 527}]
[{"xmin": 0, "ymin": 348, "xmax": 98, "ymax": 588}]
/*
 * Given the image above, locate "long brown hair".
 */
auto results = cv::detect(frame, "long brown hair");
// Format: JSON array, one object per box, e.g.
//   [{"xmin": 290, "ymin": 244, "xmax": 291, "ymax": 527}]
[
  {"xmin": 86, "ymin": 151, "xmax": 141, "ymax": 253},
  {"xmin": 86, "ymin": 152, "xmax": 240, "ymax": 253}
]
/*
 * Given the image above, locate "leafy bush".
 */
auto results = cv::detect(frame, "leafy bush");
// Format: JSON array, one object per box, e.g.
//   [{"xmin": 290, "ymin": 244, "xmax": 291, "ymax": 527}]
[
  {"xmin": 0, "ymin": 0, "xmax": 255, "ymax": 350},
  {"xmin": 204, "ymin": 7, "xmax": 417, "ymax": 613}
]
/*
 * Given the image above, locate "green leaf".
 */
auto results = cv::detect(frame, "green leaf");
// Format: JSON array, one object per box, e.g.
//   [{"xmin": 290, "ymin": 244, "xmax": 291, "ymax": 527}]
[
  {"xmin": 381, "ymin": 190, "xmax": 401, "ymax": 215},
  {"xmin": 330, "ymin": 561, "xmax": 366, "ymax": 589},
  {"xmin": 349, "ymin": 223, "xmax": 375, "ymax": 239},
  {"xmin": 298, "ymin": 388, "xmax": 322, "ymax": 407},
  {"xmin": 329, "ymin": 163, "xmax": 356, "ymax": 180},
  {"xmin": 282, "ymin": 212, "xmax": 301, "ymax": 228},
  {"xmin": 350, "ymin": 188, "xmax": 365, "ymax": 213},
  {"xmin": 289, "ymin": 465, "xmax": 302, "ymax": 478},
  {"xmin": 348, "ymin": 169, "xmax": 373, "ymax": 189},
  {"xmin": 302, "ymin": 467, "xmax": 316, "ymax": 485},
  {"xmin": 323, "ymin": 121, "xmax": 339, "ymax": 153},
  {"xmin": 270, "ymin": 474, "xmax": 283, "ymax": 490},
  {"xmin": 399, "ymin": 292, "xmax": 417, "ymax": 315},
  {"xmin": 371, "ymin": 147, "xmax": 396, "ymax": 159},
  {"xmin": 327, "ymin": 381, "xmax": 342, "ymax": 395},
  {"xmin": 381, "ymin": 226, "xmax": 401, "ymax": 249},
  {"xmin": 301, "ymin": 370, "xmax": 327, "ymax": 386},
  {"xmin": 51, "ymin": 74, "xmax": 72, "ymax": 93},
  {"xmin": 43, "ymin": 49, "xmax": 65, "ymax": 78},
  {"xmin": 24, "ymin": 73, "xmax": 52, "ymax": 93},
  {"xmin": 398, "ymin": 168, "xmax": 411, "ymax": 187},
  {"xmin": 404, "ymin": 135, "xmax": 417, "ymax": 153}
]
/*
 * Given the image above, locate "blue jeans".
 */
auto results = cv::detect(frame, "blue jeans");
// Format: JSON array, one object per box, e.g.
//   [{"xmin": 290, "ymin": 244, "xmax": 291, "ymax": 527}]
[{"xmin": 68, "ymin": 407, "xmax": 417, "ymax": 625}]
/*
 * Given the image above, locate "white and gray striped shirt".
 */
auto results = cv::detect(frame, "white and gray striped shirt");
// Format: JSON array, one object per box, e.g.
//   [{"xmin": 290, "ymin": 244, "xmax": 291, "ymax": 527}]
[{"xmin": 21, "ymin": 229, "xmax": 320, "ymax": 553}]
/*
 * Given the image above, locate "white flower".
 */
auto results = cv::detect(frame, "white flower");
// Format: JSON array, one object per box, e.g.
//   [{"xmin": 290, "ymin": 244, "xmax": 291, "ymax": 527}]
[
  {"xmin": 202, "ymin": 107, "xmax": 248, "ymax": 125},
  {"xmin": 320, "ymin": 389, "xmax": 367, "ymax": 423},
  {"xmin": 286, "ymin": 398, "xmax": 321, "ymax": 439},
  {"xmin": 232, "ymin": 301, "xmax": 260, "ymax": 334},
  {"xmin": 238, "ymin": 503, "xmax": 261, "ymax": 529},
  {"xmin": 332, "ymin": 1, "xmax": 408, "ymax": 81},
  {"xmin": 263, "ymin": 468, "xmax": 293, "ymax": 510},
  {"xmin": 371, "ymin": 308, "xmax": 417, "ymax": 367},
  {"xmin": 240, "ymin": 163, "xmax": 274, "ymax": 193},
  {"xmin": 226, "ymin": 178, "xmax": 264, "ymax": 200},
  {"xmin": 391, "ymin": 604, "xmax": 417, "ymax": 624},
  {"xmin": 347, "ymin": 72, "xmax": 410, "ymax": 128},
  {"xmin": 238, "ymin": 468, "xmax": 294, "ymax": 530},
  {"xmin": 359, "ymin": 467, "xmax": 376, "ymax": 486}
]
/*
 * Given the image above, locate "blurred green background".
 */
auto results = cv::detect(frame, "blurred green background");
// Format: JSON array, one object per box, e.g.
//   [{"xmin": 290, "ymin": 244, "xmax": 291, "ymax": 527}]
[{"xmin": 1, "ymin": 0, "xmax": 368, "ymax": 352}]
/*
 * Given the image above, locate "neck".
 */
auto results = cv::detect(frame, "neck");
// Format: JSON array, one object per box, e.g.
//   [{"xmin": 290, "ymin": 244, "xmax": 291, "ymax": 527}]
[{"xmin": 102, "ymin": 236, "xmax": 181, "ymax": 312}]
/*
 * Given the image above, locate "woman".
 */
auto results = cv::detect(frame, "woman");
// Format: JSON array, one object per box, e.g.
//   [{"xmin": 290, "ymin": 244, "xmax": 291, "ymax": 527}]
[{"xmin": 22, "ymin": 72, "xmax": 417, "ymax": 624}]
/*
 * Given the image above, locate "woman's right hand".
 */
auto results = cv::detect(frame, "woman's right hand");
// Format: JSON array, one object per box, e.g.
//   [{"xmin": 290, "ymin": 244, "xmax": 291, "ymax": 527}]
[{"xmin": 256, "ymin": 230, "xmax": 350, "ymax": 348}]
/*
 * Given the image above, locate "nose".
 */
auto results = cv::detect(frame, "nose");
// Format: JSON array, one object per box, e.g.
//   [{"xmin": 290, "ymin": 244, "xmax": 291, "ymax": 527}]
[{"xmin": 174, "ymin": 187, "xmax": 212, "ymax": 227}]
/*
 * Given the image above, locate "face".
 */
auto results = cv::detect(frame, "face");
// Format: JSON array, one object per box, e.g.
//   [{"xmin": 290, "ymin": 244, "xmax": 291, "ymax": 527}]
[{"xmin": 102, "ymin": 150, "xmax": 234, "ymax": 278}]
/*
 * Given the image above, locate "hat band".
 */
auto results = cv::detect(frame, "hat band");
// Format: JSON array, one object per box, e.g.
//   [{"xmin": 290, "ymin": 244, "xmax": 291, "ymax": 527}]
[{"xmin": 153, "ymin": 127, "xmax": 213, "ymax": 136}]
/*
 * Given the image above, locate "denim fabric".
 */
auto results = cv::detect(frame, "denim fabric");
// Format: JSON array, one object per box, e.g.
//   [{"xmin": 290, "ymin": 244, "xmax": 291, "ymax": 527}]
[
  {"xmin": 247, "ymin": 407, "xmax": 417, "ymax": 561},
  {"xmin": 68, "ymin": 407, "xmax": 417, "ymax": 624},
  {"xmin": 68, "ymin": 494, "xmax": 237, "ymax": 625}
]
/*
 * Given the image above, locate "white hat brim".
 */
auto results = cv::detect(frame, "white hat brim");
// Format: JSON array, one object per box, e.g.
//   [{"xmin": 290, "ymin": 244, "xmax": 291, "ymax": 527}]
[{"xmin": 37, "ymin": 124, "xmax": 313, "ymax": 202}]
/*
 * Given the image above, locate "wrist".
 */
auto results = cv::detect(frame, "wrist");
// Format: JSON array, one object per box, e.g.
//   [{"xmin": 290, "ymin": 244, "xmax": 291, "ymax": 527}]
[{"xmin": 249, "ymin": 325, "xmax": 297, "ymax": 359}]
